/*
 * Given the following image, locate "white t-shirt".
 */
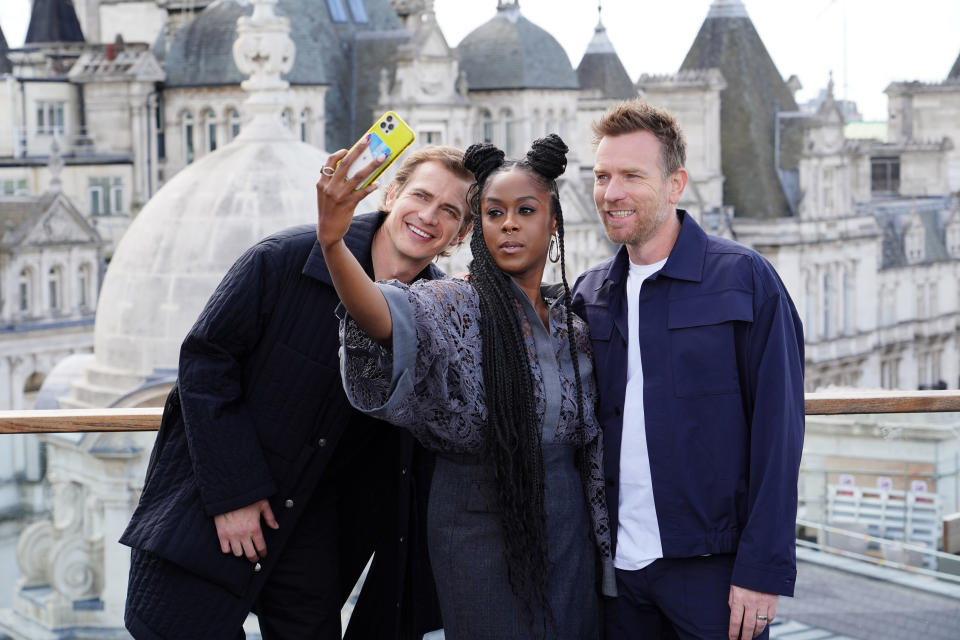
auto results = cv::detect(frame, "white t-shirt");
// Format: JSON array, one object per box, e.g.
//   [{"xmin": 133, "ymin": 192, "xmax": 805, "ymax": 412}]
[{"xmin": 615, "ymin": 257, "xmax": 667, "ymax": 571}]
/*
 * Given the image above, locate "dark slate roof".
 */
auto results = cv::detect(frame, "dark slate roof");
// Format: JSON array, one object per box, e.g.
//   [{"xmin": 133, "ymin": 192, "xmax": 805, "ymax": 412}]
[
  {"xmin": 0, "ymin": 24, "xmax": 11, "ymax": 74},
  {"xmin": 680, "ymin": 0, "xmax": 798, "ymax": 219},
  {"xmin": 25, "ymin": 0, "xmax": 85, "ymax": 44},
  {"xmin": 0, "ymin": 193, "xmax": 57, "ymax": 247},
  {"xmin": 950, "ymin": 50, "xmax": 960, "ymax": 80},
  {"xmin": 353, "ymin": 29, "xmax": 411, "ymax": 141},
  {"xmin": 456, "ymin": 5, "xmax": 578, "ymax": 91},
  {"xmin": 576, "ymin": 22, "xmax": 635, "ymax": 100},
  {"xmin": 163, "ymin": 0, "xmax": 403, "ymax": 150}
]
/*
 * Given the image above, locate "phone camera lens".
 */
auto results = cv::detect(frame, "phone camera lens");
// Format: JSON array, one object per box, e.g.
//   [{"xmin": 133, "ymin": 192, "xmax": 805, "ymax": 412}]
[
  {"xmin": 386, "ymin": 115, "xmax": 394, "ymax": 122},
  {"xmin": 388, "ymin": 124, "xmax": 395, "ymax": 131},
  {"xmin": 379, "ymin": 122, "xmax": 387, "ymax": 129}
]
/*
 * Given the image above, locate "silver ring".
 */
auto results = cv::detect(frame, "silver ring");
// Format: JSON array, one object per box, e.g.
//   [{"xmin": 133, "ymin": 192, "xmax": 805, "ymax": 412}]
[
  {"xmin": 321, "ymin": 166, "xmax": 335, "ymax": 177},
  {"xmin": 757, "ymin": 615, "xmax": 768, "ymax": 622}
]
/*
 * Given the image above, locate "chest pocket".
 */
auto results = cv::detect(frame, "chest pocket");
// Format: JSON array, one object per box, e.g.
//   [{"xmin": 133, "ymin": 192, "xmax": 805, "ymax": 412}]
[{"xmin": 668, "ymin": 289, "xmax": 752, "ymax": 398}]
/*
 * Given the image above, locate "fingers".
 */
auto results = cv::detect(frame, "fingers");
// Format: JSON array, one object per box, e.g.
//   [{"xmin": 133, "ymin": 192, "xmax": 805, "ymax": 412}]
[
  {"xmin": 240, "ymin": 536, "xmax": 260, "ymax": 563},
  {"xmin": 728, "ymin": 602, "xmax": 744, "ymax": 640},
  {"xmin": 261, "ymin": 502, "xmax": 279, "ymax": 530},
  {"xmin": 740, "ymin": 610, "xmax": 757, "ymax": 640}
]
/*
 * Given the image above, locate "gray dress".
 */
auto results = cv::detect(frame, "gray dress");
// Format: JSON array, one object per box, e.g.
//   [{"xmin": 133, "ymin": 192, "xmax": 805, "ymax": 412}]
[{"xmin": 340, "ymin": 277, "xmax": 615, "ymax": 640}]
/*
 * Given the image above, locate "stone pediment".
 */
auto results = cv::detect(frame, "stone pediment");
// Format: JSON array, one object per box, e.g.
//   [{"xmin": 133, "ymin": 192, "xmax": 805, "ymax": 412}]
[{"xmin": 21, "ymin": 194, "xmax": 101, "ymax": 247}]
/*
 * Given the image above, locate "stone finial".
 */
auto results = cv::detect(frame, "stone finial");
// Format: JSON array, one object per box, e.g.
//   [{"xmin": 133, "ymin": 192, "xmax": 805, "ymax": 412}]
[
  {"xmin": 48, "ymin": 137, "xmax": 64, "ymax": 192},
  {"xmin": 232, "ymin": 0, "xmax": 296, "ymax": 141}
]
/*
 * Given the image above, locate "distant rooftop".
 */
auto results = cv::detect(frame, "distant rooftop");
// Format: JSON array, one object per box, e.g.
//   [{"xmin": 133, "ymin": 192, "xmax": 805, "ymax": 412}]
[{"xmin": 25, "ymin": 0, "xmax": 85, "ymax": 45}]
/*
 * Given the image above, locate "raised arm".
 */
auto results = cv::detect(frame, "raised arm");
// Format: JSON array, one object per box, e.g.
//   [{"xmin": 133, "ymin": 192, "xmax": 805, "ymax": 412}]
[{"xmin": 316, "ymin": 139, "xmax": 393, "ymax": 342}]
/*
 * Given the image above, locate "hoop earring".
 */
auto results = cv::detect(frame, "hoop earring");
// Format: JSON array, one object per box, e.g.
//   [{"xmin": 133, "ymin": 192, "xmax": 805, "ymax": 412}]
[{"xmin": 548, "ymin": 233, "xmax": 560, "ymax": 263}]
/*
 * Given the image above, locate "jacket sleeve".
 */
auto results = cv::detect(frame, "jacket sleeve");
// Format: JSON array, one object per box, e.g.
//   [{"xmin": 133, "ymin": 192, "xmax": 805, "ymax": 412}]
[
  {"xmin": 731, "ymin": 258, "xmax": 805, "ymax": 597},
  {"xmin": 177, "ymin": 241, "xmax": 283, "ymax": 516}
]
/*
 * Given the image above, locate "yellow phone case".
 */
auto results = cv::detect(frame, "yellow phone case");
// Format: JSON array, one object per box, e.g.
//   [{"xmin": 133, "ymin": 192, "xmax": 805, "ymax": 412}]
[{"xmin": 342, "ymin": 111, "xmax": 416, "ymax": 189}]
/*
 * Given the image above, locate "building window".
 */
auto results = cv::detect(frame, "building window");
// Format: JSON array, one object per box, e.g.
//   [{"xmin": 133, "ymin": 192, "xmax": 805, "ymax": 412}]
[
  {"xmin": 479, "ymin": 109, "xmax": 493, "ymax": 144},
  {"xmin": 421, "ymin": 130, "xmax": 443, "ymax": 145},
  {"xmin": 228, "ymin": 108, "xmax": 241, "ymax": 139},
  {"xmin": 545, "ymin": 109, "xmax": 555, "ymax": 135},
  {"xmin": 905, "ymin": 226, "xmax": 924, "ymax": 263},
  {"xmin": 948, "ymin": 223, "xmax": 960, "ymax": 257},
  {"xmin": 203, "ymin": 108, "xmax": 217, "ymax": 152},
  {"xmin": 347, "ymin": 0, "xmax": 369, "ymax": 23},
  {"xmin": 155, "ymin": 95, "xmax": 166, "ymax": 159},
  {"xmin": 871, "ymin": 156, "xmax": 900, "ymax": 195},
  {"xmin": 18, "ymin": 268, "xmax": 32, "ymax": 314},
  {"xmin": 881, "ymin": 356, "xmax": 900, "ymax": 389},
  {"xmin": 842, "ymin": 268, "xmax": 854, "ymax": 335},
  {"xmin": 326, "ymin": 0, "xmax": 348, "ymax": 23},
  {"xmin": 502, "ymin": 109, "xmax": 515, "ymax": 156},
  {"xmin": 281, "ymin": 108, "xmax": 294, "ymax": 131},
  {"xmin": 89, "ymin": 177, "xmax": 122, "ymax": 215},
  {"xmin": 36, "ymin": 102, "xmax": 65, "ymax": 135},
  {"xmin": 300, "ymin": 109, "xmax": 310, "ymax": 143},
  {"xmin": 184, "ymin": 112, "xmax": 195, "ymax": 164},
  {"xmin": 2, "ymin": 179, "xmax": 28, "ymax": 195},
  {"xmin": 78, "ymin": 264, "xmax": 91, "ymax": 309},
  {"xmin": 822, "ymin": 271, "xmax": 833, "ymax": 339},
  {"xmin": 48, "ymin": 266, "xmax": 62, "ymax": 312}
]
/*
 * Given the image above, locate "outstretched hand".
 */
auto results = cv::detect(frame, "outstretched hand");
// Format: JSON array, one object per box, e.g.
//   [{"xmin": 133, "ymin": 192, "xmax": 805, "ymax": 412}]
[
  {"xmin": 316, "ymin": 137, "xmax": 384, "ymax": 250},
  {"xmin": 213, "ymin": 498, "xmax": 279, "ymax": 563}
]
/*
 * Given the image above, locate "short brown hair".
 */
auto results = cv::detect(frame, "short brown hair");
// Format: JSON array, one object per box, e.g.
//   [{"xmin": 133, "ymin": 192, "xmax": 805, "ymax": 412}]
[
  {"xmin": 591, "ymin": 100, "xmax": 686, "ymax": 179},
  {"xmin": 382, "ymin": 145, "xmax": 474, "ymax": 236}
]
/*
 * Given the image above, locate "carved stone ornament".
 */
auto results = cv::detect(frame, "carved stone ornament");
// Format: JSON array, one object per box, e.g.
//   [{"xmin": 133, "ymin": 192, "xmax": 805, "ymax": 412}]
[
  {"xmin": 16, "ymin": 521, "xmax": 55, "ymax": 587},
  {"xmin": 50, "ymin": 537, "xmax": 103, "ymax": 601},
  {"xmin": 231, "ymin": 0, "xmax": 297, "ymax": 141}
]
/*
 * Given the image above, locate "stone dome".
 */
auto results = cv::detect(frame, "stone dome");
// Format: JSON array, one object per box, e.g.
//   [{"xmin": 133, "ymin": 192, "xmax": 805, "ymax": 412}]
[
  {"xmin": 456, "ymin": 3, "xmax": 578, "ymax": 91},
  {"xmin": 90, "ymin": 131, "xmax": 328, "ymax": 381}
]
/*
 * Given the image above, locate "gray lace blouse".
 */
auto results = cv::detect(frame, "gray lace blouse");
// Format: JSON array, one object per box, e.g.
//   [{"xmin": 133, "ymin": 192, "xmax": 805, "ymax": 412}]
[{"xmin": 339, "ymin": 277, "xmax": 615, "ymax": 596}]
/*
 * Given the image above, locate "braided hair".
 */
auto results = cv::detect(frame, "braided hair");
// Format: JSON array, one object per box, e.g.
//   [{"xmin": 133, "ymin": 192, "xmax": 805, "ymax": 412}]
[{"xmin": 463, "ymin": 134, "xmax": 589, "ymax": 631}]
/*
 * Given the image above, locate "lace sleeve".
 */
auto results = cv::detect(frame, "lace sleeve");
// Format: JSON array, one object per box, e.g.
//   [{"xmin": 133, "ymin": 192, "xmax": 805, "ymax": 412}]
[{"xmin": 340, "ymin": 278, "xmax": 487, "ymax": 453}]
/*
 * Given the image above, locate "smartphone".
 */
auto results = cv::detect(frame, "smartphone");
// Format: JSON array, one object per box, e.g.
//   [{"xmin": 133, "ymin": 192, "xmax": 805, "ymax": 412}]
[{"xmin": 341, "ymin": 111, "xmax": 416, "ymax": 190}]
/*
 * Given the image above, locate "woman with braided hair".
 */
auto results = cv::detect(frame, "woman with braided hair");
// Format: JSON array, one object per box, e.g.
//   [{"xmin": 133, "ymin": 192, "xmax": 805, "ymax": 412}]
[{"xmin": 316, "ymin": 133, "xmax": 614, "ymax": 639}]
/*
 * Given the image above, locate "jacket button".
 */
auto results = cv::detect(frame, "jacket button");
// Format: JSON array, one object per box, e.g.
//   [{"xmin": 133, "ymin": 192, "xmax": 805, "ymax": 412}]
[
  {"xmin": 401, "ymin": 466, "xmax": 407, "ymax": 476},
  {"xmin": 254, "ymin": 562, "xmax": 262, "ymax": 573},
  {"xmin": 399, "ymin": 536, "xmax": 405, "ymax": 543},
  {"xmin": 318, "ymin": 438, "xmax": 327, "ymax": 447},
  {"xmin": 284, "ymin": 499, "xmax": 294, "ymax": 508}
]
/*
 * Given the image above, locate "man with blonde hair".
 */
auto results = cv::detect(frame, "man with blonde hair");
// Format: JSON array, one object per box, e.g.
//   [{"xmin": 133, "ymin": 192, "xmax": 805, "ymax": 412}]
[{"xmin": 573, "ymin": 100, "xmax": 804, "ymax": 640}]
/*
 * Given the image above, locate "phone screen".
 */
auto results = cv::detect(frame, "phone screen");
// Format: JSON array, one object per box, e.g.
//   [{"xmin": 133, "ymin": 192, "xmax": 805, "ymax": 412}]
[{"xmin": 346, "ymin": 132, "xmax": 392, "ymax": 180}]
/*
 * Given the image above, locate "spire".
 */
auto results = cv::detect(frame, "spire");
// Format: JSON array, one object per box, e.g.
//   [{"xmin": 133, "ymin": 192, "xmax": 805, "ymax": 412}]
[
  {"xmin": 232, "ymin": 0, "xmax": 296, "ymax": 141},
  {"xmin": 577, "ymin": 0, "xmax": 634, "ymax": 100},
  {"xmin": 25, "ymin": 0, "xmax": 85, "ymax": 44},
  {"xmin": 681, "ymin": 0, "xmax": 799, "ymax": 219},
  {"xmin": 585, "ymin": 1, "xmax": 615, "ymax": 55}
]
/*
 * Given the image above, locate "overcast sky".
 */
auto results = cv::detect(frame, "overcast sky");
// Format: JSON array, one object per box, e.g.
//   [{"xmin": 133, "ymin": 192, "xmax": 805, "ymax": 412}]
[{"xmin": 1, "ymin": 0, "xmax": 958, "ymax": 120}]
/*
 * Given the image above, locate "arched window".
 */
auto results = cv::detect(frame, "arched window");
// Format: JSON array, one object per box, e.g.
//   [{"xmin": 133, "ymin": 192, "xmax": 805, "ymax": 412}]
[
  {"xmin": 501, "ymin": 109, "xmax": 516, "ymax": 156},
  {"xmin": 559, "ymin": 108, "xmax": 568, "ymax": 138},
  {"xmin": 48, "ymin": 265, "xmax": 63, "ymax": 312},
  {"xmin": 842, "ymin": 267, "xmax": 854, "ymax": 335},
  {"xmin": 183, "ymin": 111, "xmax": 195, "ymax": 164},
  {"xmin": 281, "ymin": 108, "xmax": 294, "ymax": 131},
  {"xmin": 532, "ymin": 109, "xmax": 542, "ymax": 137},
  {"xmin": 479, "ymin": 109, "xmax": 493, "ymax": 144},
  {"xmin": 78, "ymin": 263, "xmax": 92, "ymax": 309},
  {"xmin": 545, "ymin": 109, "xmax": 555, "ymax": 135},
  {"xmin": 300, "ymin": 108, "xmax": 311, "ymax": 143},
  {"xmin": 228, "ymin": 108, "xmax": 241, "ymax": 140},
  {"xmin": 18, "ymin": 267, "xmax": 32, "ymax": 314},
  {"xmin": 203, "ymin": 108, "xmax": 217, "ymax": 152},
  {"xmin": 822, "ymin": 271, "xmax": 833, "ymax": 339}
]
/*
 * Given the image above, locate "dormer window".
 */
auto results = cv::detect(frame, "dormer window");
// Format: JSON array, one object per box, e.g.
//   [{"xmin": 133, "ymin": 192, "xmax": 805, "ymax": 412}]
[{"xmin": 905, "ymin": 225, "xmax": 924, "ymax": 263}]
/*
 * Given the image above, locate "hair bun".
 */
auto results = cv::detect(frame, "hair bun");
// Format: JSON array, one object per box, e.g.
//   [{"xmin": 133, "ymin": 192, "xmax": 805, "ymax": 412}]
[
  {"xmin": 464, "ymin": 143, "xmax": 505, "ymax": 184},
  {"xmin": 526, "ymin": 134, "xmax": 568, "ymax": 181}
]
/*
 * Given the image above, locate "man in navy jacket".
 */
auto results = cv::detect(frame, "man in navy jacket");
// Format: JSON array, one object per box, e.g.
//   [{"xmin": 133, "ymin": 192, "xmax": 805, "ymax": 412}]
[
  {"xmin": 120, "ymin": 145, "xmax": 473, "ymax": 640},
  {"xmin": 573, "ymin": 101, "xmax": 805, "ymax": 640}
]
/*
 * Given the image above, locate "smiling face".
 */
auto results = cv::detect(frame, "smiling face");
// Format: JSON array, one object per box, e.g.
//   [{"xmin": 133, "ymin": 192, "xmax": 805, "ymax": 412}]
[
  {"xmin": 480, "ymin": 167, "xmax": 557, "ymax": 284},
  {"xmin": 380, "ymin": 160, "xmax": 472, "ymax": 265},
  {"xmin": 593, "ymin": 130, "xmax": 686, "ymax": 252}
]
